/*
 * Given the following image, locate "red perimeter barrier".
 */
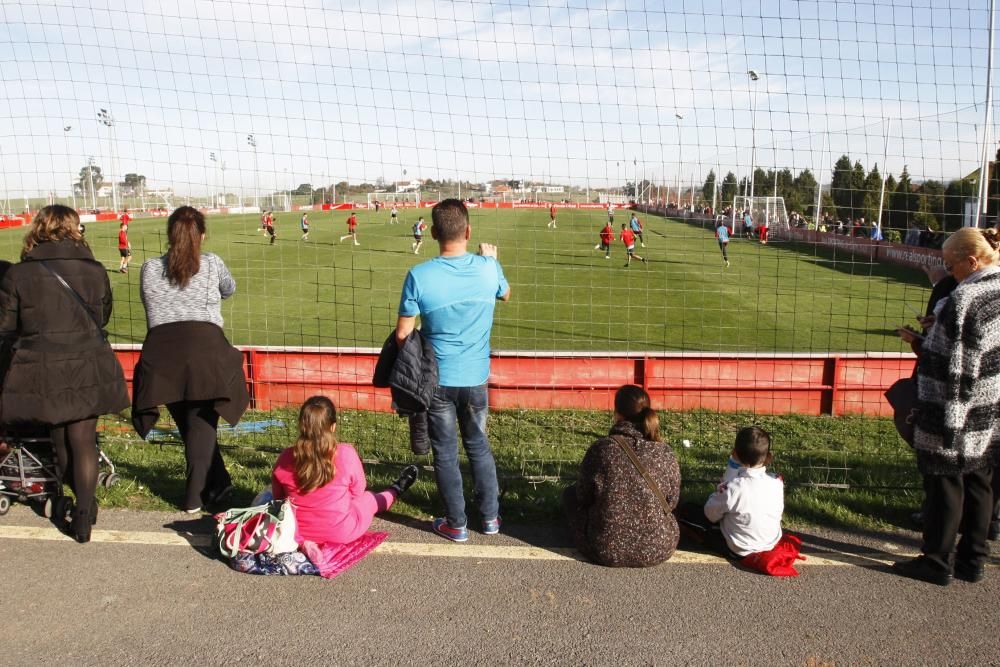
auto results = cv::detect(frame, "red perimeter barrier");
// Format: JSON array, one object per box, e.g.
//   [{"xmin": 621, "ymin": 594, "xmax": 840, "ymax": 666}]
[{"xmin": 111, "ymin": 346, "xmax": 912, "ymax": 416}]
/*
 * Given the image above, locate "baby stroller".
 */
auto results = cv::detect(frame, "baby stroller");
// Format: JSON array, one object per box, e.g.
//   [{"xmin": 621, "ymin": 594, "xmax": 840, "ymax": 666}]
[{"xmin": 0, "ymin": 426, "xmax": 119, "ymax": 518}]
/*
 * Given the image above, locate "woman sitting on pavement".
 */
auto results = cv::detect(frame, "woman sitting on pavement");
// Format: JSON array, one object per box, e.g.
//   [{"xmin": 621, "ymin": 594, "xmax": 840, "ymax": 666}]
[
  {"xmin": 270, "ymin": 396, "xmax": 419, "ymax": 545},
  {"xmin": 893, "ymin": 226, "xmax": 1000, "ymax": 586},
  {"xmin": 131, "ymin": 206, "xmax": 249, "ymax": 514},
  {"xmin": 0, "ymin": 205, "xmax": 129, "ymax": 542},
  {"xmin": 563, "ymin": 385, "xmax": 681, "ymax": 567}
]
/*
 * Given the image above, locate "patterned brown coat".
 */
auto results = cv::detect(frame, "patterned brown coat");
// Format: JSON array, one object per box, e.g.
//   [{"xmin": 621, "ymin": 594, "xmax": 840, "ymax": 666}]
[{"xmin": 567, "ymin": 420, "xmax": 681, "ymax": 567}]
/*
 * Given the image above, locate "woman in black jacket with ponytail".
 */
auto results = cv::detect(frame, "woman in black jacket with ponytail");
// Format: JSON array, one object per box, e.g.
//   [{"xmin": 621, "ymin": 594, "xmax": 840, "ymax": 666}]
[{"xmin": 564, "ymin": 385, "xmax": 681, "ymax": 567}]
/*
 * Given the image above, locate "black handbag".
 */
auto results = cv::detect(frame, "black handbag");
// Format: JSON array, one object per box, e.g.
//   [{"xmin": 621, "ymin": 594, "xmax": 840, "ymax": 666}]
[{"xmin": 885, "ymin": 376, "xmax": 918, "ymax": 446}]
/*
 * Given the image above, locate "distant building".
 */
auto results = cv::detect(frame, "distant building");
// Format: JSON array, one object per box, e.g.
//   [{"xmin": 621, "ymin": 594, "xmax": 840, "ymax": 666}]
[{"xmin": 395, "ymin": 180, "xmax": 423, "ymax": 193}]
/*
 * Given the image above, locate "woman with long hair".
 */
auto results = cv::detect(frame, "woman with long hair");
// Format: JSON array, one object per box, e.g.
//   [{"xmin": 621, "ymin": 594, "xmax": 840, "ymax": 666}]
[
  {"xmin": 131, "ymin": 206, "xmax": 249, "ymax": 513},
  {"xmin": 564, "ymin": 385, "xmax": 681, "ymax": 567},
  {"xmin": 893, "ymin": 227, "xmax": 1000, "ymax": 586},
  {"xmin": 271, "ymin": 396, "xmax": 419, "ymax": 545},
  {"xmin": 0, "ymin": 205, "xmax": 129, "ymax": 542}
]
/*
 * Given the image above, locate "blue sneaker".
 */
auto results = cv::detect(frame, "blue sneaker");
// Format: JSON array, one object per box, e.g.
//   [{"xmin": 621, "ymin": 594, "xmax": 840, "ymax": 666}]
[
  {"xmin": 482, "ymin": 517, "xmax": 501, "ymax": 535},
  {"xmin": 432, "ymin": 517, "xmax": 469, "ymax": 542}
]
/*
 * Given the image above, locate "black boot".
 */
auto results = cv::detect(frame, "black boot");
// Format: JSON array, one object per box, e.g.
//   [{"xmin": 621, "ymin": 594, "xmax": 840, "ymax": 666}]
[
  {"xmin": 70, "ymin": 501, "xmax": 96, "ymax": 544},
  {"xmin": 390, "ymin": 464, "xmax": 419, "ymax": 496}
]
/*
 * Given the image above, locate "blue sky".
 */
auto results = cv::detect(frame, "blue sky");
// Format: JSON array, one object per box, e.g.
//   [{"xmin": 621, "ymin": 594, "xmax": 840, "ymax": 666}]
[{"xmin": 0, "ymin": 0, "xmax": 994, "ymax": 197}]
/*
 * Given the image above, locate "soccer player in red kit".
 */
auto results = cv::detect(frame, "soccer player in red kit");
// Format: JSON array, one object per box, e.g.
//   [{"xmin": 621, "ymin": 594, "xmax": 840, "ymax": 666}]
[
  {"xmin": 117, "ymin": 219, "xmax": 132, "ymax": 272},
  {"xmin": 620, "ymin": 224, "xmax": 647, "ymax": 267},
  {"xmin": 340, "ymin": 212, "xmax": 360, "ymax": 245},
  {"xmin": 547, "ymin": 204, "xmax": 557, "ymax": 228},
  {"xmin": 118, "ymin": 208, "xmax": 131, "ymax": 226},
  {"xmin": 594, "ymin": 221, "xmax": 615, "ymax": 259}
]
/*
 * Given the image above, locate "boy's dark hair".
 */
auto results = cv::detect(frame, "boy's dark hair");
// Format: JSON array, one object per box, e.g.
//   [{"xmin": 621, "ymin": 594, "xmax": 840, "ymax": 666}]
[
  {"xmin": 432, "ymin": 199, "xmax": 469, "ymax": 242},
  {"xmin": 734, "ymin": 426, "xmax": 772, "ymax": 467}
]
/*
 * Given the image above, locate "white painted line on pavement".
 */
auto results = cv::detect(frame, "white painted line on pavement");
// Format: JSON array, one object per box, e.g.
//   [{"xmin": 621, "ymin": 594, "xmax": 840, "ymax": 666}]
[{"xmin": 0, "ymin": 524, "xmax": 902, "ymax": 567}]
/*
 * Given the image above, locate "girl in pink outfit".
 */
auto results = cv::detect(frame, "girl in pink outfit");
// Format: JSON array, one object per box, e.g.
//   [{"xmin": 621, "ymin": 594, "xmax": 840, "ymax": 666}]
[{"xmin": 271, "ymin": 396, "xmax": 418, "ymax": 545}]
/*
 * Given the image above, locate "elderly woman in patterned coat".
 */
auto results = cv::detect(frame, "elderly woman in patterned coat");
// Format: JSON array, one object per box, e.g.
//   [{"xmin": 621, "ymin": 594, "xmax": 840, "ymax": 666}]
[
  {"xmin": 893, "ymin": 227, "xmax": 1000, "ymax": 587},
  {"xmin": 564, "ymin": 385, "xmax": 681, "ymax": 567}
]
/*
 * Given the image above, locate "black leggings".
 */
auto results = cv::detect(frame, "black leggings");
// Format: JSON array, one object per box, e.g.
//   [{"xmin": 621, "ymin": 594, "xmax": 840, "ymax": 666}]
[
  {"xmin": 50, "ymin": 418, "xmax": 99, "ymax": 514},
  {"xmin": 166, "ymin": 401, "xmax": 231, "ymax": 510}
]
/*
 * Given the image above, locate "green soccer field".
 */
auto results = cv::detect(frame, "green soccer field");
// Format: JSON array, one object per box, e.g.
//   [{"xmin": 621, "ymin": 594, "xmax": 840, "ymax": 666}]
[{"xmin": 0, "ymin": 208, "xmax": 932, "ymax": 352}]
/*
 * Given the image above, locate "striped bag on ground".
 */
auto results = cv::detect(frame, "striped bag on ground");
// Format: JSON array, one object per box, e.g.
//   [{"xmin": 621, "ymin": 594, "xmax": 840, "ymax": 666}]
[{"xmin": 214, "ymin": 500, "xmax": 298, "ymax": 558}]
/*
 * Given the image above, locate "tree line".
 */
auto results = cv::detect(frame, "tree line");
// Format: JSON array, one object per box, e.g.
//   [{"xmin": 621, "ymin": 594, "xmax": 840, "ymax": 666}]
[{"xmin": 700, "ymin": 155, "xmax": 985, "ymax": 232}]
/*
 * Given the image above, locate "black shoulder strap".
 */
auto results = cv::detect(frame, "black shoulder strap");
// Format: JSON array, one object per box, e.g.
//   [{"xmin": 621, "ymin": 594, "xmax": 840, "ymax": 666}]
[
  {"xmin": 39, "ymin": 261, "xmax": 106, "ymax": 339},
  {"xmin": 610, "ymin": 434, "xmax": 672, "ymax": 517}
]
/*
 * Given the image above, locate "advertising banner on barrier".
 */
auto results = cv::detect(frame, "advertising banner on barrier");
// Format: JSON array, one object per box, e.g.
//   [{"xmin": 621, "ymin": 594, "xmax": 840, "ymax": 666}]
[{"xmin": 878, "ymin": 244, "xmax": 944, "ymax": 271}]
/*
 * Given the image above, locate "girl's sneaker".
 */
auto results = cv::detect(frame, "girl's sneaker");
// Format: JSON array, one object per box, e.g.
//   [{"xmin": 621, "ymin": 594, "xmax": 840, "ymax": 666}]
[
  {"xmin": 432, "ymin": 517, "xmax": 469, "ymax": 542},
  {"xmin": 482, "ymin": 517, "xmax": 501, "ymax": 535}
]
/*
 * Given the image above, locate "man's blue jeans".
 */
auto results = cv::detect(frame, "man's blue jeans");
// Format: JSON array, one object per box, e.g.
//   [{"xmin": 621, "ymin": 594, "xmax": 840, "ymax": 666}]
[{"xmin": 427, "ymin": 383, "xmax": 499, "ymax": 528}]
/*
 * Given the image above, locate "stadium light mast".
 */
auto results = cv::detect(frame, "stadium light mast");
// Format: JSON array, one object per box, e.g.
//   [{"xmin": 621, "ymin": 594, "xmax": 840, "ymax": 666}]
[
  {"xmin": 977, "ymin": 0, "xmax": 997, "ymax": 225},
  {"xmin": 209, "ymin": 152, "xmax": 218, "ymax": 207},
  {"xmin": 63, "ymin": 125, "xmax": 77, "ymax": 210},
  {"xmin": 748, "ymin": 70, "xmax": 760, "ymax": 203},
  {"xmin": 247, "ymin": 134, "xmax": 259, "ymax": 211},
  {"xmin": 675, "ymin": 114, "xmax": 683, "ymax": 209},
  {"xmin": 87, "ymin": 157, "xmax": 97, "ymax": 210},
  {"xmin": 97, "ymin": 108, "xmax": 119, "ymax": 212}
]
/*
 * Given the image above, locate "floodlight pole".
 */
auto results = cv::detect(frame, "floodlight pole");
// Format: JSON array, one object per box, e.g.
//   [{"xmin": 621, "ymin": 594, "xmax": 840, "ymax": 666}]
[
  {"xmin": 87, "ymin": 157, "xmax": 97, "ymax": 210},
  {"xmin": 248, "ymin": 134, "xmax": 259, "ymax": 210},
  {"xmin": 876, "ymin": 118, "xmax": 892, "ymax": 236},
  {"xmin": 97, "ymin": 108, "xmax": 119, "ymax": 212},
  {"xmin": 674, "ymin": 114, "xmax": 683, "ymax": 208},
  {"xmin": 64, "ymin": 125, "xmax": 76, "ymax": 210},
  {"xmin": 748, "ymin": 70, "xmax": 760, "ymax": 202},
  {"xmin": 814, "ymin": 129, "xmax": 828, "ymax": 229},
  {"xmin": 977, "ymin": 0, "xmax": 998, "ymax": 226}
]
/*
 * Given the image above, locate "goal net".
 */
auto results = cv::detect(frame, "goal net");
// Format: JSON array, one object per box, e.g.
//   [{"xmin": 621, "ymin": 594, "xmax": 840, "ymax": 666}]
[
  {"xmin": 731, "ymin": 196, "xmax": 790, "ymax": 239},
  {"xmin": 366, "ymin": 191, "xmax": 421, "ymax": 209}
]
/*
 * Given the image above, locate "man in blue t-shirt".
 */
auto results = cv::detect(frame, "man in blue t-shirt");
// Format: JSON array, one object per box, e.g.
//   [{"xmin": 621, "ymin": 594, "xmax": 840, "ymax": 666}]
[{"xmin": 395, "ymin": 199, "xmax": 511, "ymax": 542}]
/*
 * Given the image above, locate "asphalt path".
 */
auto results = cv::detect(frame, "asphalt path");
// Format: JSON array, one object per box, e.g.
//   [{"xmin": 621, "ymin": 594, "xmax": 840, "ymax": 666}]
[{"xmin": 1, "ymin": 506, "xmax": 998, "ymax": 666}]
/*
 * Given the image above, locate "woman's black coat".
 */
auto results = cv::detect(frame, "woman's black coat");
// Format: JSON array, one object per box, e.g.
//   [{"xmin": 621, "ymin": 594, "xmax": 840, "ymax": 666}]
[{"xmin": 0, "ymin": 239, "xmax": 129, "ymax": 424}]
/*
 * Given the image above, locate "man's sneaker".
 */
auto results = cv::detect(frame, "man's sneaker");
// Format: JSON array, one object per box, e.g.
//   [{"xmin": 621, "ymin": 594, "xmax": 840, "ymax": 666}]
[
  {"xmin": 726, "ymin": 260, "xmax": 730, "ymax": 267},
  {"xmin": 482, "ymin": 517, "xmax": 501, "ymax": 535},
  {"xmin": 432, "ymin": 518, "xmax": 469, "ymax": 542},
  {"xmin": 604, "ymin": 255, "xmax": 609, "ymax": 259}
]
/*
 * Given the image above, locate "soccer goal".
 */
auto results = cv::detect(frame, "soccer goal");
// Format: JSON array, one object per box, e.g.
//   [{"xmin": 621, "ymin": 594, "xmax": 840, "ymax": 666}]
[
  {"xmin": 731, "ymin": 196, "xmax": 790, "ymax": 240},
  {"xmin": 367, "ymin": 191, "xmax": 421, "ymax": 209}
]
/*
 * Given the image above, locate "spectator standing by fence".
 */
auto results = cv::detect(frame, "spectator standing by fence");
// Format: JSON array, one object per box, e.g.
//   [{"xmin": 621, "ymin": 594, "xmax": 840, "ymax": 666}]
[
  {"xmin": 893, "ymin": 227, "xmax": 1000, "ymax": 586},
  {"xmin": 395, "ymin": 199, "xmax": 511, "ymax": 542},
  {"xmin": 131, "ymin": 206, "xmax": 249, "ymax": 514},
  {"xmin": 0, "ymin": 205, "xmax": 129, "ymax": 542}
]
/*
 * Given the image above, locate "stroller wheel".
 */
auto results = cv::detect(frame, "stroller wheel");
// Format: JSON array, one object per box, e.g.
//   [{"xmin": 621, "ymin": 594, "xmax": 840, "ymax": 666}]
[
  {"xmin": 97, "ymin": 472, "xmax": 108, "ymax": 487},
  {"xmin": 103, "ymin": 473, "xmax": 120, "ymax": 488},
  {"xmin": 53, "ymin": 496, "xmax": 73, "ymax": 522},
  {"xmin": 0, "ymin": 496, "xmax": 10, "ymax": 515}
]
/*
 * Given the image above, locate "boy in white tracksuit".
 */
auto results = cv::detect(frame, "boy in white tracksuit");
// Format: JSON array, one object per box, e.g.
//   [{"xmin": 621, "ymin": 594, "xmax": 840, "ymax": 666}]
[{"xmin": 704, "ymin": 426, "xmax": 784, "ymax": 557}]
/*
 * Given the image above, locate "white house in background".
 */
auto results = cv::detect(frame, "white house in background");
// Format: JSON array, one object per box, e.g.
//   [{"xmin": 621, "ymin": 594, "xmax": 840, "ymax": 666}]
[
  {"xmin": 97, "ymin": 185, "xmax": 114, "ymax": 197},
  {"xmin": 543, "ymin": 186, "xmax": 564, "ymax": 194},
  {"xmin": 395, "ymin": 180, "xmax": 423, "ymax": 193}
]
